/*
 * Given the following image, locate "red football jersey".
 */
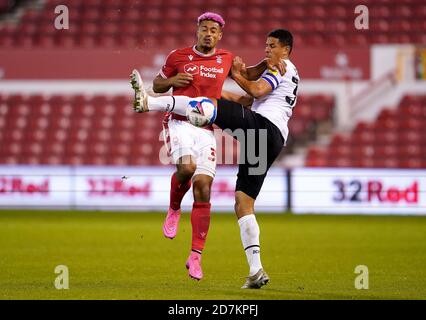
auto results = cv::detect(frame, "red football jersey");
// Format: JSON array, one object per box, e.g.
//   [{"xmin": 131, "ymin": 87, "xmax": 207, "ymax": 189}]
[{"xmin": 159, "ymin": 46, "xmax": 233, "ymax": 99}]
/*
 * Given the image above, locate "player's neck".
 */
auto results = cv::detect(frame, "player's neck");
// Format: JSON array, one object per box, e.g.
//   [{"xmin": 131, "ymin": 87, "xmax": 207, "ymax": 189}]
[{"xmin": 194, "ymin": 45, "xmax": 215, "ymax": 56}]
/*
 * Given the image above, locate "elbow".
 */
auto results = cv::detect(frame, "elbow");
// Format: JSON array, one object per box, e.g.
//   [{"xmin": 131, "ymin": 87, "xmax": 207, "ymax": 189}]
[
  {"xmin": 153, "ymin": 77, "xmax": 171, "ymax": 93},
  {"xmin": 152, "ymin": 84, "xmax": 167, "ymax": 94},
  {"xmin": 250, "ymin": 88, "xmax": 263, "ymax": 99},
  {"xmin": 152, "ymin": 82, "xmax": 161, "ymax": 93},
  {"xmin": 251, "ymin": 93, "xmax": 262, "ymax": 99}
]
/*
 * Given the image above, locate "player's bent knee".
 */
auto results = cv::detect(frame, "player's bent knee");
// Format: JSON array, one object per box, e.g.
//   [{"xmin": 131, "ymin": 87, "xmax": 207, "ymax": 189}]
[
  {"xmin": 192, "ymin": 175, "xmax": 213, "ymax": 202},
  {"xmin": 193, "ymin": 186, "xmax": 211, "ymax": 203},
  {"xmin": 176, "ymin": 163, "xmax": 196, "ymax": 180}
]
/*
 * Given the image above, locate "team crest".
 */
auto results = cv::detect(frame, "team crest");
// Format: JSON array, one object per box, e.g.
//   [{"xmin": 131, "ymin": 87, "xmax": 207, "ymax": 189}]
[{"xmin": 216, "ymin": 55, "xmax": 222, "ymax": 64}]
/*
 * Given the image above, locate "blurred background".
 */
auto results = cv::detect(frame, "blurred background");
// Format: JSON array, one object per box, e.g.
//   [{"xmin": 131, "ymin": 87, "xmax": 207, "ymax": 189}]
[{"xmin": 0, "ymin": 0, "xmax": 425, "ymax": 214}]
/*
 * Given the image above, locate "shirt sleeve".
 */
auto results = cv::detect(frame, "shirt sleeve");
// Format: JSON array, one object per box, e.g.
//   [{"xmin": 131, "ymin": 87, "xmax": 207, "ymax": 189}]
[
  {"xmin": 261, "ymin": 68, "xmax": 283, "ymax": 91},
  {"xmin": 158, "ymin": 50, "xmax": 177, "ymax": 79},
  {"xmin": 226, "ymin": 52, "xmax": 234, "ymax": 77}
]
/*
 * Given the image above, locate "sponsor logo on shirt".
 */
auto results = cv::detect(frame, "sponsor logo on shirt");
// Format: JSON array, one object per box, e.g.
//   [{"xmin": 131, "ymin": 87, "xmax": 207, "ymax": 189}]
[
  {"xmin": 183, "ymin": 64, "xmax": 224, "ymax": 78},
  {"xmin": 199, "ymin": 65, "xmax": 224, "ymax": 78},
  {"xmin": 184, "ymin": 63, "xmax": 199, "ymax": 75}
]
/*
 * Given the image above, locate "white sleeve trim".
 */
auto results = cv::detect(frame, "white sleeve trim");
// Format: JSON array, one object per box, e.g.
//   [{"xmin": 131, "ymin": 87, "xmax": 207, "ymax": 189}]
[{"xmin": 158, "ymin": 69, "xmax": 168, "ymax": 79}]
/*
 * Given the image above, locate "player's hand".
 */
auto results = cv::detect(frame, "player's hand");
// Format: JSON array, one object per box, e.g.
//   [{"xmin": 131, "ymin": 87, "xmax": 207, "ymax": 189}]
[
  {"xmin": 232, "ymin": 56, "xmax": 245, "ymax": 76},
  {"xmin": 170, "ymin": 73, "xmax": 193, "ymax": 87},
  {"xmin": 266, "ymin": 58, "xmax": 286, "ymax": 76},
  {"xmin": 239, "ymin": 94, "xmax": 254, "ymax": 107}
]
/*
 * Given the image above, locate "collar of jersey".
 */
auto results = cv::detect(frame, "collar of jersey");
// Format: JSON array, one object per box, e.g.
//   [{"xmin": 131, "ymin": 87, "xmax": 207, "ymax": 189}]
[{"xmin": 192, "ymin": 45, "xmax": 216, "ymax": 57}]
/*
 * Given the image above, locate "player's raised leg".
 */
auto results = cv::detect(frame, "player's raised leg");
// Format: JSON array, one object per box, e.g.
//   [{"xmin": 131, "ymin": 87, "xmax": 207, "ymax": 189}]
[
  {"xmin": 130, "ymin": 69, "xmax": 149, "ymax": 113},
  {"xmin": 130, "ymin": 70, "xmax": 197, "ymax": 115}
]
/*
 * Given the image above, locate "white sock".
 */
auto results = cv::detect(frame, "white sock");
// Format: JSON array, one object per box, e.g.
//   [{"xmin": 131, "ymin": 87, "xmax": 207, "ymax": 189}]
[
  {"xmin": 238, "ymin": 214, "xmax": 263, "ymax": 276},
  {"xmin": 147, "ymin": 96, "xmax": 189, "ymax": 116}
]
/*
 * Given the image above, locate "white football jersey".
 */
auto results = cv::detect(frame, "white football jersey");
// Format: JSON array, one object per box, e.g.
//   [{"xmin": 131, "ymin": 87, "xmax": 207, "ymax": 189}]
[{"xmin": 251, "ymin": 59, "xmax": 300, "ymax": 143}]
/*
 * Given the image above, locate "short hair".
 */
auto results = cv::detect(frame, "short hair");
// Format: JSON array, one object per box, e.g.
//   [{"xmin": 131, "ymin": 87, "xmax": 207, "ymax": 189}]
[
  {"xmin": 197, "ymin": 12, "xmax": 225, "ymax": 29},
  {"xmin": 268, "ymin": 29, "xmax": 293, "ymax": 53}
]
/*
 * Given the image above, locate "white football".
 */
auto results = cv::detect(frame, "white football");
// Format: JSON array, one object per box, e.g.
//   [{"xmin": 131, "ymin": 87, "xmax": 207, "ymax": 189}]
[{"xmin": 186, "ymin": 97, "xmax": 217, "ymax": 127}]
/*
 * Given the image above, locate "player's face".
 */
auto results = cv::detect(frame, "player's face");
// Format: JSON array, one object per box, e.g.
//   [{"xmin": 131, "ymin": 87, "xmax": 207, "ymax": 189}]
[
  {"xmin": 265, "ymin": 37, "xmax": 288, "ymax": 60},
  {"xmin": 196, "ymin": 20, "xmax": 223, "ymax": 50}
]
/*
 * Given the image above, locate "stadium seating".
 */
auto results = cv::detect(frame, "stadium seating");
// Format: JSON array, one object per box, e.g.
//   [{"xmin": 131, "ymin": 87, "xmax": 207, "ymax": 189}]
[
  {"xmin": 305, "ymin": 95, "xmax": 426, "ymax": 168},
  {"xmin": 0, "ymin": 93, "xmax": 334, "ymax": 165},
  {"xmin": 0, "ymin": 94, "xmax": 160, "ymax": 165},
  {"xmin": 1, "ymin": 0, "xmax": 425, "ymax": 48}
]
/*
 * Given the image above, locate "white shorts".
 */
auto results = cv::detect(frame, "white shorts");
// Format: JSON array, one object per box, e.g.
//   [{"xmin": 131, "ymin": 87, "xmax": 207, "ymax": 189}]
[{"xmin": 163, "ymin": 119, "xmax": 217, "ymax": 178}]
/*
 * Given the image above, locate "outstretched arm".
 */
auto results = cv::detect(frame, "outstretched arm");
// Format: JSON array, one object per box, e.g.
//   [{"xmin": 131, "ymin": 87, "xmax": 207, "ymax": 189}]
[
  {"xmin": 231, "ymin": 57, "xmax": 274, "ymax": 99},
  {"xmin": 221, "ymin": 90, "xmax": 254, "ymax": 107},
  {"xmin": 241, "ymin": 59, "xmax": 286, "ymax": 80},
  {"xmin": 153, "ymin": 73, "xmax": 194, "ymax": 93},
  {"xmin": 242, "ymin": 60, "xmax": 267, "ymax": 80}
]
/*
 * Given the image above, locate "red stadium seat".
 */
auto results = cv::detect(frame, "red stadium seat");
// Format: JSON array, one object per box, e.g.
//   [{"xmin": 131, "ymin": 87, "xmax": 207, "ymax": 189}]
[
  {"xmin": 329, "ymin": 144, "xmax": 351, "ymax": 158},
  {"xmin": 306, "ymin": 94, "xmax": 426, "ymax": 168},
  {"xmin": 3, "ymin": 0, "xmax": 425, "ymax": 49},
  {"xmin": 399, "ymin": 159, "xmax": 424, "ymax": 169},
  {"xmin": 327, "ymin": 157, "xmax": 353, "ymax": 168},
  {"xmin": 330, "ymin": 134, "xmax": 352, "ymax": 147}
]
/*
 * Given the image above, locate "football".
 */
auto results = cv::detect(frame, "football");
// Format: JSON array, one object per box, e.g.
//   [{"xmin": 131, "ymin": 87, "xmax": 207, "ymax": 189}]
[{"xmin": 186, "ymin": 97, "xmax": 217, "ymax": 127}]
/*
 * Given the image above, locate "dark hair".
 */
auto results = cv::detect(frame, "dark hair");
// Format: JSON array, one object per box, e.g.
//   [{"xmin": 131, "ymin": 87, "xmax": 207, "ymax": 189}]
[{"xmin": 268, "ymin": 29, "xmax": 293, "ymax": 54}]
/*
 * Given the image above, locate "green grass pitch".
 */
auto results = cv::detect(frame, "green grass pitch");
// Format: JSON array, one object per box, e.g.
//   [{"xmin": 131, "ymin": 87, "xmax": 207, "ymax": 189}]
[{"xmin": 0, "ymin": 210, "xmax": 425, "ymax": 300}]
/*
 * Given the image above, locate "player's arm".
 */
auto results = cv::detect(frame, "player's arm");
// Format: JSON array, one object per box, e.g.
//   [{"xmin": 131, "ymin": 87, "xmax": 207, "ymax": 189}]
[
  {"xmin": 241, "ymin": 60, "xmax": 267, "ymax": 80},
  {"xmin": 242, "ymin": 59, "xmax": 286, "ymax": 80},
  {"xmin": 232, "ymin": 74, "xmax": 272, "ymax": 99},
  {"xmin": 153, "ymin": 73, "xmax": 194, "ymax": 93},
  {"xmin": 221, "ymin": 90, "xmax": 254, "ymax": 107},
  {"xmin": 153, "ymin": 50, "xmax": 193, "ymax": 93},
  {"xmin": 231, "ymin": 57, "xmax": 276, "ymax": 98}
]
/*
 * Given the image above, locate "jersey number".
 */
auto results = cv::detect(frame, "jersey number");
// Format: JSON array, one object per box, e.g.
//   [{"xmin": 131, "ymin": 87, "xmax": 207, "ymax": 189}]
[{"xmin": 285, "ymin": 76, "xmax": 299, "ymax": 107}]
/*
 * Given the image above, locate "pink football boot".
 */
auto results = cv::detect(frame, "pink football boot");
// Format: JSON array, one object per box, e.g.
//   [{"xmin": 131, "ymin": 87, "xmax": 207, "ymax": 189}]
[
  {"xmin": 185, "ymin": 251, "xmax": 203, "ymax": 280},
  {"xmin": 162, "ymin": 208, "xmax": 181, "ymax": 239}
]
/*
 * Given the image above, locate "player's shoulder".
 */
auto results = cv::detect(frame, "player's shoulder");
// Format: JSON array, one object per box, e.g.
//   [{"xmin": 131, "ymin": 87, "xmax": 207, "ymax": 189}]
[
  {"xmin": 216, "ymin": 48, "xmax": 233, "ymax": 55},
  {"xmin": 284, "ymin": 59, "xmax": 298, "ymax": 75},
  {"xmin": 168, "ymin": 47, "xmax": 193, "ymax": 57},
  {"xmin": 178, "ymin": 46, "xmax": 194, "ymax": 53}
]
